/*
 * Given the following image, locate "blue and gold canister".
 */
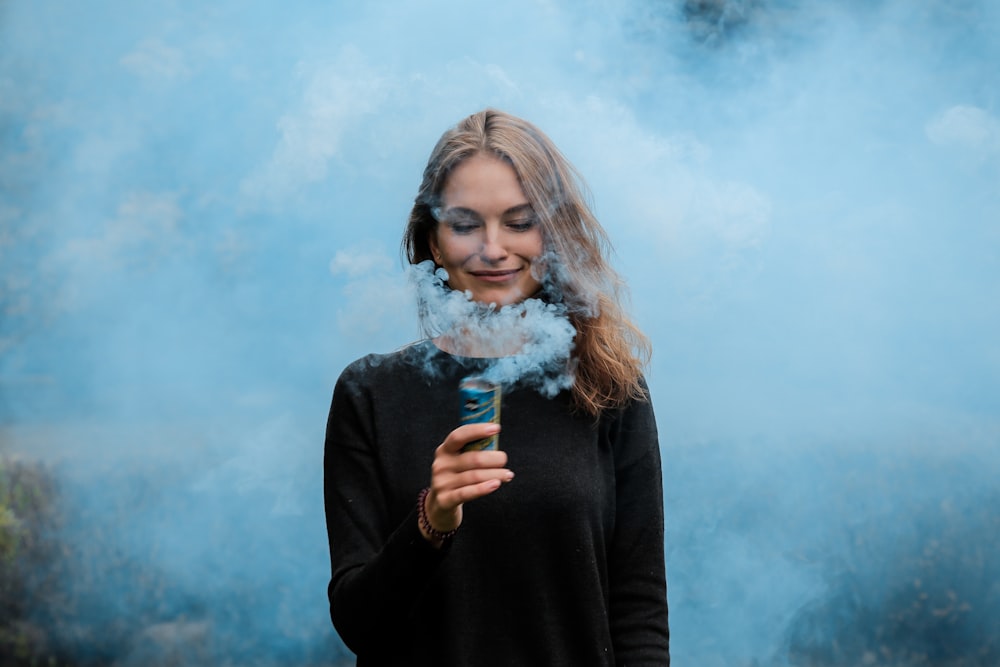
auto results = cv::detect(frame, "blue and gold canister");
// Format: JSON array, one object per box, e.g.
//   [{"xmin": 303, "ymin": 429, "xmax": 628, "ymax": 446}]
[{"xmin": 459, "ymin": 376, "xmax": 502, "ymax": 451}]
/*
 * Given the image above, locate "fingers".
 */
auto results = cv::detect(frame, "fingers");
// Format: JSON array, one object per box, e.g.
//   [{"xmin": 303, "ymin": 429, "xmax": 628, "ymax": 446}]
[
  {"xmin": 424, "ymin": 423, "xmax": 513, "ymax": 534},
  {"xmin": 433, "ymin": 446, "xmax": 508, "ymax": 474},
  {"xmin": 433, "ymin": 424, "xmax": 509, "ymax": 490},
  {"xmin": 440, "ymin": 422, "xmax": 502, "ymax": 455},
  {"xmin": 433, "ymin": 466, "xmax": 513, "ymax": 498},
  {"xmin": 425, "ymin": 474, "xmax": 510, "ymax": 537},
  {"xmin": 430, "ymin": 448, "xmax": 513, "ymax": 510},
  {"xmin": 433, "ymin": 477, "xmax": 507, "ymax": 513}
]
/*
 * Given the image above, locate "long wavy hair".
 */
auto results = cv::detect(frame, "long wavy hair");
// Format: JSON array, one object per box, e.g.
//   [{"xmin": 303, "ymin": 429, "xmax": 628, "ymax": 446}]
[{"xmin": 402, "ymin": 109, "xmax": 650, "ymax": 416}]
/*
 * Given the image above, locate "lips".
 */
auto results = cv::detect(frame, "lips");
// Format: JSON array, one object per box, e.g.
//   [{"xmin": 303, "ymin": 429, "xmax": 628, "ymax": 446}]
[{"xmin": 468, "ymin": 268, "xmax": 521, "ymax": 282}]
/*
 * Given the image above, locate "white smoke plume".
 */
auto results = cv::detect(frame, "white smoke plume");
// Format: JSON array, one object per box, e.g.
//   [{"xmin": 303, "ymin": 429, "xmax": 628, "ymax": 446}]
[{"xmin": 408, "ymin": 260, "xmax": 578, "ymax": 397}]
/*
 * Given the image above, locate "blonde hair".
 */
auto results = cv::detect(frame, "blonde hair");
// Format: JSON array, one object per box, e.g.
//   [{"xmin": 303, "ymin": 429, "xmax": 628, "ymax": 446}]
[{"xmin": 403, "ymin": 109, "xmax": 650, "ymax": 416}]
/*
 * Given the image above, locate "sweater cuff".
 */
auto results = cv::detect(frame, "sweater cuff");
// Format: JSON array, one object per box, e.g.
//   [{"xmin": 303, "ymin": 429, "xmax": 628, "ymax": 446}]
[{"xmin": 385, "ymin": 506, "xmax": 453, "ymax": 572}]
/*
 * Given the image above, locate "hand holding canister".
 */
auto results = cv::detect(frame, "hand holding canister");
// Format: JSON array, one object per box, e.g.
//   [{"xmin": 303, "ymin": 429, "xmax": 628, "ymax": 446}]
[
  {"xmin": 420, "ymin": 420, "xmax": 512, "ymax": 545},
  {"xmin": 418, "ymin": 379, "xmax": 508, "ymax": 545}
]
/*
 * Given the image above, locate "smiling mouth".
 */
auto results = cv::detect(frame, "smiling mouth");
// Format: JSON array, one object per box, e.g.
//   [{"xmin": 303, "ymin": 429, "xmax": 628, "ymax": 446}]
[{"xmin": 469, "ymin": 269, "xmax": 521, "ymax": 282}]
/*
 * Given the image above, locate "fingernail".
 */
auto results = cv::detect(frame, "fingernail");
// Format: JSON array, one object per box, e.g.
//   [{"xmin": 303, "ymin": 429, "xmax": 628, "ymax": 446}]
[{"xmin": 486, "ymin": 424, "xmax": 501, "ymax": 434}]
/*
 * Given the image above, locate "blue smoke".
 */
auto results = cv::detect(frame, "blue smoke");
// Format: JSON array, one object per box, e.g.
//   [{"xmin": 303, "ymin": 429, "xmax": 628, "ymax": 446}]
[{"xmin": 1, "ymin": 0, "xmax": 998, "ymax": 665}]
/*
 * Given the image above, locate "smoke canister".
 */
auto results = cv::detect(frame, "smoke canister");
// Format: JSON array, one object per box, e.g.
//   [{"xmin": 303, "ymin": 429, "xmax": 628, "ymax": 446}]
[{"xmin": 459, "ymin": 376, "xmax": 501, "ymax": 451}]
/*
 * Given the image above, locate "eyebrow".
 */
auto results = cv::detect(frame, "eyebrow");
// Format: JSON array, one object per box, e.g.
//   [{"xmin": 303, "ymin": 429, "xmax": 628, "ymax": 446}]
[{"xmin": 440, "ymin": 203, "xmax": 534, "ymax": 220}]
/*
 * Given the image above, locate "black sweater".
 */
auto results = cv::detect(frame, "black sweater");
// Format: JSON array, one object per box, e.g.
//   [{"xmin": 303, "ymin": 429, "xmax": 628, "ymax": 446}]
[{"xmin": 324, "ymin": 341, "xmax": 669, "ymax": 666}]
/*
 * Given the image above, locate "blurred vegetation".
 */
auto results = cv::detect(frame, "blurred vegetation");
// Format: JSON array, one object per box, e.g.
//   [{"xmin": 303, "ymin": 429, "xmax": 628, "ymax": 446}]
[
  {"xmin": 6, "ymin": 439, "xmax": 996, "ymax": 666},
  {"xmin": 0, "ymin": 453, "xmax": 349, "ymax": 667},
  {"xmin": 785, "ymin": 488, "xmax": 1000, "ymax": 667},
  {"xmin": 0, "ymin": 455, "xmax": 70, "ymax": 666}
]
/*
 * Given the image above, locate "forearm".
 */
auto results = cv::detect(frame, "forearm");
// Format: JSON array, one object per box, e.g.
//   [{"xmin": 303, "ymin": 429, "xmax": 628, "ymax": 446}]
[
  {"xmin": 608, "ymin": 390, "xmax": 670, "ymax": 665},
  {"xmin": 609, "ymin": 543, "xmax": 670, "ymax": 665},
  {"xmin": 329, "ymin": 507, "xmax": 449, "ymax": 655}
]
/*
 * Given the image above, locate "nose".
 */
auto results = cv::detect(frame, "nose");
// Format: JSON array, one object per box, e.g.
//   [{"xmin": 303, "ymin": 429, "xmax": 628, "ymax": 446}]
[{"xmin": 479, "ymin": 226, "xmax": 508, "ymax": 264}]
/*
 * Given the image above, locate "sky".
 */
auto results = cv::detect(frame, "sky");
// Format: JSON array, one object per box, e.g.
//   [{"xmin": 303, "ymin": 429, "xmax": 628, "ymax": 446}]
[{"xmin": 1, "ymin": 0, "xmax": 999, "ymax": 665}]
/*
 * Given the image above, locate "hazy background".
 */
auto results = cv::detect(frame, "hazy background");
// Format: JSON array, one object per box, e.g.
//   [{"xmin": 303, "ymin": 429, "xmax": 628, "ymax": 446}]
[{"xmin": 1, "ymin": 0, "xmax": 998, "ymax": 665}]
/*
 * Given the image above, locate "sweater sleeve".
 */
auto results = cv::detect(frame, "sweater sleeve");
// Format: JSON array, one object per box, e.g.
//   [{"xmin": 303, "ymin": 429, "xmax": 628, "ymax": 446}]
[
  {"xmin": 608, "ymin": 382, "xmax": 671, "ymax": 666},
  {"xmin": 323, "ymin": 363, "xmax": 449, "ymax": 657}
]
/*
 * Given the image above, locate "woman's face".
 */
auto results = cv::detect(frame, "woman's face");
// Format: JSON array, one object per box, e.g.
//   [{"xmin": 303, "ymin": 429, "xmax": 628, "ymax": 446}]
[{"xmin": 429, "ymin": 153, "xmax": 544, "ymax": 306}]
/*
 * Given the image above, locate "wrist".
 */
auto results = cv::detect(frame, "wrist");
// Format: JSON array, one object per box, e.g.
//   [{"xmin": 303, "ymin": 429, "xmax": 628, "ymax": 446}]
[{"xmin": 417, "ymin": 487, "xmax": 458, "ymax": 545}]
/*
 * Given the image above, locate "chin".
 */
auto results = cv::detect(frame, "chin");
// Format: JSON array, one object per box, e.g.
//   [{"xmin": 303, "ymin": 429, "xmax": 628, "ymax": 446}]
[{"xmin": 472, "ymin": 291, "xmax": 524, "ymax": 307}]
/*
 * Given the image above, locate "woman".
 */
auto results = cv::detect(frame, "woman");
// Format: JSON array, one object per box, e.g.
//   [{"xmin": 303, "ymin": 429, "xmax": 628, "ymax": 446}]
[{"xmin": 324, "ymin": 109, "xmax": 669, "ymax": 666}]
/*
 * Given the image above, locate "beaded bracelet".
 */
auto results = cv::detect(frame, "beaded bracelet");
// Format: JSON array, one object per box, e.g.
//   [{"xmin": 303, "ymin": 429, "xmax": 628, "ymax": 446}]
[{"xmin": 417, "ymin": 487, "xmax": 458, "ymax": 542}]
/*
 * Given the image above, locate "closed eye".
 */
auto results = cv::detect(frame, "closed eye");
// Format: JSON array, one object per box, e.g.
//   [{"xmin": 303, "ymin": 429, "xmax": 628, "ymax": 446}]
[
  {"xmin": 506, "ymin": 217, "xmax": 537, "ymax": 232},
  {"xmin": 445, "ymin": 218, "xmax": 481, "ymax": 234}
]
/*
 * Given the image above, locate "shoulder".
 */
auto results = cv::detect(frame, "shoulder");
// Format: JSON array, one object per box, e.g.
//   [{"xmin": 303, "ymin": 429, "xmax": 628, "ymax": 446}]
[
  {"xmin": 335, "ymin": 340, "xmax": 442, "ymax": 392},
  {"xmin": 600, "ymin": 375, "xmax": 658, "ymax": 446},
  {"xmin": 603, "ymin": 374, "xmax": 655, "ymax": 421}
]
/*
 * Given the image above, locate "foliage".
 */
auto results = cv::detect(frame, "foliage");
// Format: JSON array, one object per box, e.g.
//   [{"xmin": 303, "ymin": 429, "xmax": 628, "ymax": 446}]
[
  {"xmin": 0, "ymin": 453, "xmax": 350, "ymax": 667},
  {"xmin": 0, "ymin": 456, "xmax": 69, "ymax": 666},
  {"xmin": 785, "ymin": 484, "xmax": 1000, "ymax": 666}
]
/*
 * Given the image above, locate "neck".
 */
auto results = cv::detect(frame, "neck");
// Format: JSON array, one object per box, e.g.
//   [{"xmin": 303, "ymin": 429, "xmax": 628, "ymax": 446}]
[{"xmin": 434, "ymin": 325, "xmax": 529, "ymax": 358}]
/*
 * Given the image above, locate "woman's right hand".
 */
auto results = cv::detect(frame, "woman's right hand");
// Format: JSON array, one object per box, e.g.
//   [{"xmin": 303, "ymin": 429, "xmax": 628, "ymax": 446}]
[{"xmin": 420, "ymin": 422, "xmax": 513, "ymax": 545}]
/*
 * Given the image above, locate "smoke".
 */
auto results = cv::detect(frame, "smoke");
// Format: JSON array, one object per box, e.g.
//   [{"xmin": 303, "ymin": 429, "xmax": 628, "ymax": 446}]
[
  {"xmin": 1, "ymin": 0, "xmax": 998, "ymax": 665},
  {"xmin": 409, "ymin": 260, "xmax": 578, "ymax": 395},
  {"xmin": 925, "ymin": 105, "xmax": 1000, "ymax": 156}
]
